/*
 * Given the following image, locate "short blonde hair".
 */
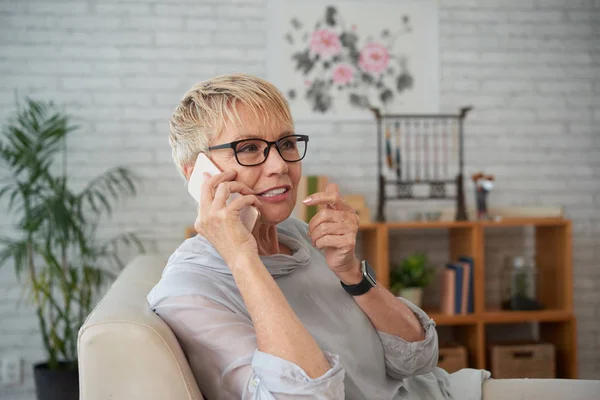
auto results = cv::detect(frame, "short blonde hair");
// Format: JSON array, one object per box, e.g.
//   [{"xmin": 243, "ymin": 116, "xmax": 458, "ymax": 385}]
[{"xmin": 169, "ymin": 73, "xmax": 294, "ymax": 180}]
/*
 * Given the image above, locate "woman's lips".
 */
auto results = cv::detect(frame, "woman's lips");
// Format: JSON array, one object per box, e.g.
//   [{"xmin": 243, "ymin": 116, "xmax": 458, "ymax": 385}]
[{"xmin": 257, "ymin": 187, "xmax": 291, "ymax": 203}]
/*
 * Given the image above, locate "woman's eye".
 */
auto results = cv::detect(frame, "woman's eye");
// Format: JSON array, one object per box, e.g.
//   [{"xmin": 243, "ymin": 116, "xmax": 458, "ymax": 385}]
[
  {"xmin": 238, "ymin": 144, "xmax": 259, "ymax": 153},
  {"xmin": 280, "ymin": 139, "xmax": 296, "ymax": 149}
]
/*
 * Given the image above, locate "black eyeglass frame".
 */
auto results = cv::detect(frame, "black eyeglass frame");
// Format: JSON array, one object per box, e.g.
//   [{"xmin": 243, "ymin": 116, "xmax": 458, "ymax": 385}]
[{"xmin": 207, "ymin": 134, "xmax": 310, "ymax": 166}]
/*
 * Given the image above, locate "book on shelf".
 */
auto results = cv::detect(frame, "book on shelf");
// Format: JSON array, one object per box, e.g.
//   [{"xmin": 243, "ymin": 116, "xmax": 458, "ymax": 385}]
[
  {"xmin": 458, "ymin": 261, "xmax": 470, "ymax": 314},
  {"xmin": 459, "ymin": 256, "xmax": 475, "ymax": 314},
  {"xmin": 446, "ymin": 263, "xmax": 464, "ymax": 315},
  {"xmin": 440, "ymin": 256, "xmax": 474, "ymax": 315},
  {"xmin": 440, "ymin": 268, "xmax": 456, "ymax": 315}
]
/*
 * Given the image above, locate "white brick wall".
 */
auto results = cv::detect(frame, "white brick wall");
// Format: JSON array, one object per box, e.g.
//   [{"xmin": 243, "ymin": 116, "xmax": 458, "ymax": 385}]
[{"xmin": 1, "ymin": 0, "xmax": 599, "ymax": 397}]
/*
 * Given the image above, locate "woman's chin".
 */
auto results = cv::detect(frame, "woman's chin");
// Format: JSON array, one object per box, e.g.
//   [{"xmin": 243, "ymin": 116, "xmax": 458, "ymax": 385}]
[{"xmin": 256, "ymin": 206, "xmax": 293, "ymax": 225}]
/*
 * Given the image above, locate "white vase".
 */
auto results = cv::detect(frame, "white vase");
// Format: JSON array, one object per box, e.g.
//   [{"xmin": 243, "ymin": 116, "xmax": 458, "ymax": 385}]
[{"xmin": 398, "ymin": 287, "xmax": 424, "ymax": 308}]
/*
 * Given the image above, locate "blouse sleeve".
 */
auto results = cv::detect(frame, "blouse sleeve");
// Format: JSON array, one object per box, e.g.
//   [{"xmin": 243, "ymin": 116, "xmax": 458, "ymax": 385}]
[
  {"xmin": 376, "ymin": 297, "xmax": 439, "ymax": 380},
  {"xmin": 152, "ymin": 295, "xmax": 345, "ymax": 399}
]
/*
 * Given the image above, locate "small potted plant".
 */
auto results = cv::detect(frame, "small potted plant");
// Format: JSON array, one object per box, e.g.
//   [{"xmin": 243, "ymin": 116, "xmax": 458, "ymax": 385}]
[{"xmin": 390, "ymin": 252, "xmax": 435, "ymax": 308}]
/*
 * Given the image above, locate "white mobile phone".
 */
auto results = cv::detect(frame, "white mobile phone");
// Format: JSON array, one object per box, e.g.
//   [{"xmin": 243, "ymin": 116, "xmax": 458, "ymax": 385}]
[{"xmin": 188, "ymin": 153, "xmax": 259, "ymax": 232}]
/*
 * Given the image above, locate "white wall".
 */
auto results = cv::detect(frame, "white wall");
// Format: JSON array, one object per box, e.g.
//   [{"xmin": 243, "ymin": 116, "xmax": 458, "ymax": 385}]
[{"xmin": 1, "ymin": 0, "xmax": 599, "ymax": 398}]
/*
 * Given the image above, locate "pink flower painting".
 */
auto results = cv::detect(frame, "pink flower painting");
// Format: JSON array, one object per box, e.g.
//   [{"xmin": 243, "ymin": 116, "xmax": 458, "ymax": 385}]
[
  {"xmin": 286, "ymin": 6, "xmax": 414, "ymax": 113},
  {"xmin": 309, "ymin": 29, "xmax": 341, "ymax": 59},
  {"xmin": 359, "ymin": 43, "xmax": 390, "ymax": 74},
  {"xmin": 332, "ymin": 64, "xmax": 355, "ymax": 85}
]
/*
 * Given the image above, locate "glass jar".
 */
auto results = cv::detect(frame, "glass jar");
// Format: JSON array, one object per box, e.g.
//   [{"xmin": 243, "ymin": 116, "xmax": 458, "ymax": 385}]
[{"xmin": 501, "ymin": 256, "xmax": 543, "ymax": 311}]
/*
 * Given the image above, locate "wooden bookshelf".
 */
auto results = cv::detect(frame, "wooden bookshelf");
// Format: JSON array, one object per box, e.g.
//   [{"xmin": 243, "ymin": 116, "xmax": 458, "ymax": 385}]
[{"xmin": 358, "ymin": 217, "xmax": 577, "ymax": 378}]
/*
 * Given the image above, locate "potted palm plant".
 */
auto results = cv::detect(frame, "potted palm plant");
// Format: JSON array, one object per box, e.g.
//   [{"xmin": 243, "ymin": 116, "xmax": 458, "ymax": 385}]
[
  {"xmin": 0, "ymin": 99, "xmax": 145, "ymax": 400},
  {"xmin": 390, "ymin": 252, "xmax": 435, "ymax": 308}
]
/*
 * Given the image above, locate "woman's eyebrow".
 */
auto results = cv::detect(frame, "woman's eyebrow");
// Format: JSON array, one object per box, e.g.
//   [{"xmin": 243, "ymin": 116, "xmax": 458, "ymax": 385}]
[
  {"xmin": 232, "ymin": 131, "xmax": 294, "ymax": 141},
  {"xmin": 231, "ymin": 133, "xmax": 256, "ymax": 141}
]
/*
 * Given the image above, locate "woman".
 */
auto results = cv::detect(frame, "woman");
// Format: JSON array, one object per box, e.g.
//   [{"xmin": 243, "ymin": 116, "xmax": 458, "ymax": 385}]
[{"xmin": 147, "ymin": 74, "xmax": 488, "ymax": 399}]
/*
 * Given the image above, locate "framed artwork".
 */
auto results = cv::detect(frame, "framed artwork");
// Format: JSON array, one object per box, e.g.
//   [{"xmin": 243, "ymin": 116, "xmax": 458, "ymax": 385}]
[{"xmin": 267, "ymin": 0, "xmax": 440, "ymax": 121}]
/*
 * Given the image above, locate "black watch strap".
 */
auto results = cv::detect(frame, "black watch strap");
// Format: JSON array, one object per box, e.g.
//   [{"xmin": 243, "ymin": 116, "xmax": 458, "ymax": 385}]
[{"xmin": 340, "ymin": 260, "xmax": 376, "ymax": 296}]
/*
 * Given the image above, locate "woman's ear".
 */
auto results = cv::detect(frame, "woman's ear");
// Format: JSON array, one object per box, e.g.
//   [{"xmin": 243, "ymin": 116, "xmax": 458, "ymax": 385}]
[{"xmin": 183, "ymin": 164, "xmax": 193, "ymax": 181}]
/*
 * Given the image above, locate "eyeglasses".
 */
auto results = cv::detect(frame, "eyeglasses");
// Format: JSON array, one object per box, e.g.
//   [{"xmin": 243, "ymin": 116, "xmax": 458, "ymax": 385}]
[{"xmin": 208, "ymin": 134, "xmax": 309, "ymax": 167}]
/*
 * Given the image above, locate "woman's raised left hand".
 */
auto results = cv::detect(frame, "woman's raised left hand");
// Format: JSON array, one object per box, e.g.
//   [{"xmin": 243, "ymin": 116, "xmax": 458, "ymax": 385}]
[{"xmin": 304, "ymin": 184, "xmax": 362, "ymax": 284}]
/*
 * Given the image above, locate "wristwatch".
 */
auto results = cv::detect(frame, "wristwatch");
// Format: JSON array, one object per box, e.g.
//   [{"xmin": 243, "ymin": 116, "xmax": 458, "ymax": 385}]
[{"xmin": 340, "ymin": 260, "xmax": 377, "ymax": 296}]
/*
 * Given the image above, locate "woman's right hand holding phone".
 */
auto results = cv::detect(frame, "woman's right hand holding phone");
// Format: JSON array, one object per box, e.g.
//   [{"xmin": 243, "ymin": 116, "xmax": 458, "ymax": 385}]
[{"xmin": 194, "ymin": 170, "xmax": 262, "ymax": 267}]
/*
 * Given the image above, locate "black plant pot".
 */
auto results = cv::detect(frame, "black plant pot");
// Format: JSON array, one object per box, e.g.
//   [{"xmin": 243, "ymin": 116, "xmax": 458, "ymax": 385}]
[{"xmin": 33, "ymin": 362, "xmax": 79, "ymax": 400}]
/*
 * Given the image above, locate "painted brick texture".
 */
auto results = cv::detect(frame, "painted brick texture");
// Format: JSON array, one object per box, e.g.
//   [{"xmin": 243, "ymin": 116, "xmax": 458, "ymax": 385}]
[{"xmin": 0, "ymin": 0, "xmax": 598, "ymax": 397}]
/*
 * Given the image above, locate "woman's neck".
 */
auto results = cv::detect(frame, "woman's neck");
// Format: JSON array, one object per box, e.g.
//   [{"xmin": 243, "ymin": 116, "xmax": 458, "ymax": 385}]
[{"xmin": 252, "ymin": 221, "xmax": 290, "ymax": 256}]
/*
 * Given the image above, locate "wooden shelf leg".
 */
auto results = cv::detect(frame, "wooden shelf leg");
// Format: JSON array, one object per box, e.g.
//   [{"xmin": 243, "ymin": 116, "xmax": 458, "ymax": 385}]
[
  {"xmin": 540, "ymin": 318, "xmax": 578, "ymax": 379},
  {"xmin": 456, "ymin": 323, "xmax": 485, "ymax": 370},
  {"xmin": 362, "ymin": 225, "xmax": 390, "ymax": 289}
]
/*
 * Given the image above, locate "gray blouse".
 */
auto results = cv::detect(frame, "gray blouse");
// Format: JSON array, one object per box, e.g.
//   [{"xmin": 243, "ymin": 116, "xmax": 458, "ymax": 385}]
[{"xmin": 147, "ymin": 217, "xmax": 482, "ymax": 399}]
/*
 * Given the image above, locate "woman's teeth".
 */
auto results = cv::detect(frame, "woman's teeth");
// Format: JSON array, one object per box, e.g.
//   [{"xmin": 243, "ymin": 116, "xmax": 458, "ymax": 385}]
[{"xmin": 260, "ymin": 188, "xmax": 287, "ymax": 197}]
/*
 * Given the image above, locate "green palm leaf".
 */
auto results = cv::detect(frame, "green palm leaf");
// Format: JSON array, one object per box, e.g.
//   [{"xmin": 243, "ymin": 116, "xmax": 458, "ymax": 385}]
[
  {"xmin": 0, "ymin": 98, "xmax": 145, "ymax": 370},
  {"xmin": 0, "ymin": 237, "xmax": 28, "ymax": 278},
  {"xmin": 78, "ymin": 166, "xmax": 138, "ymax": 216}
]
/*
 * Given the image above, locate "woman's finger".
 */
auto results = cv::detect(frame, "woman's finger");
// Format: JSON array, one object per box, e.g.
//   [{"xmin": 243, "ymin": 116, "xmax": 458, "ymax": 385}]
[
  {"xmin": 310, "ymin": 221, "xmax": 356, "ymax": 245},
  {"xmin": 308, "ymin": 208, "xmax": 342, "ymax": 233},
  {"xmin": 200, "ymin": 170, "xmax": 236, "ymax": 211},
  {"xmin": 227, "ymin": 194, "xmax": 262, "ymax": 213},
  {"xmin": 314, "ymin": 233, "xmax": 355, "ymax": 252},
  {"xmin": 207, "ymin": 169, "xmax": 237, "ymax": 188},
  {"xmin": 213, "ymin": 181, "xmax": 255, "ymax": 210},
  {"xmin": 308, "ymin": 209, "xmax": 359, "ymax": 237},
  {"xmin": 303, "ymin": 186, "xmax": 354, "ymax": 212}
]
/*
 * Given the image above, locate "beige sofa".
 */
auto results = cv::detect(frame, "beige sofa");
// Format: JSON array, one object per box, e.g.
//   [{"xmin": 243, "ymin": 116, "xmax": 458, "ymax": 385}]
[{"xmin": 78, "ymin": 255, "xmax": 600, "ymax": 399}]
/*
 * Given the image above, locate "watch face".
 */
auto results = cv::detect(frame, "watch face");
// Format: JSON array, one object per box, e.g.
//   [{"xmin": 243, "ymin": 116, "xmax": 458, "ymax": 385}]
[{"xmin": 362, "ymin": 260, "xmax": 377, "ymax": 287}]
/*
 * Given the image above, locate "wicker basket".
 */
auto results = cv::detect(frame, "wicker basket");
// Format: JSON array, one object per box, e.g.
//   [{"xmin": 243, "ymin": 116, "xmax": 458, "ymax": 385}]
[
  {"xmin": 438, "ymin": 345, "xmax": 468, "ymax": 373},
  {"xmin": 489, "ymin": 342, "xmax": 555, "ymax": 379}
]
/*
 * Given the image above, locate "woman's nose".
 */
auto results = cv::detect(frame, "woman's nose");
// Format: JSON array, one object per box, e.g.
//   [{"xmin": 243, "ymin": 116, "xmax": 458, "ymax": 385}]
[{"xmin": 263, "ymin": 144, "xmax": 288, "ymax": 174}]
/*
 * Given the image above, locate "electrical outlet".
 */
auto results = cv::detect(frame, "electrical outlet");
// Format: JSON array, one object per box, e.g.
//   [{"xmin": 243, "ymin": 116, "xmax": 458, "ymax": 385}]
[{"xmin": 0, "ymin": 356, "xmax": 22, "ymax": 386}]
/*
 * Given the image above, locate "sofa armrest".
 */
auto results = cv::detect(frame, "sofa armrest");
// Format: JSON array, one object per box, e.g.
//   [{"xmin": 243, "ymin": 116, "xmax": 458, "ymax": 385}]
[
  {"xmin": 78, "ymin": 255, "xmax": 204, "ymax": 400},
  {"xmin": 483, "ymin": 378, "xmax": 600, "ymax": 400}
]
